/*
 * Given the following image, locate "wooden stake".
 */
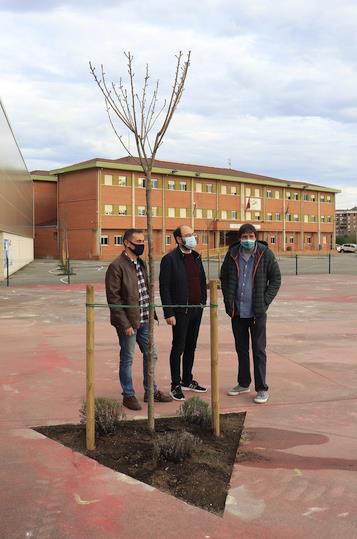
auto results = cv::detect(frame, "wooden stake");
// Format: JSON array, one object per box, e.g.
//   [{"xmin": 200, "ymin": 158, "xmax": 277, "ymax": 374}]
[
  {"xmin": 86, "ymin": 284, "xmax": 95, "ymax": 450},
  {"xmin": 209, "ymin": 279, "xmax": 220, "ymax": 437}
]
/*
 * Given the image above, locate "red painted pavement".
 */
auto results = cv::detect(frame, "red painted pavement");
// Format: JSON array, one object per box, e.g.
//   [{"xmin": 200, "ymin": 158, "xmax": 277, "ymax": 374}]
[{"xmin": 1, "ymin": 274, "xmax": 357, "ymax": 538}]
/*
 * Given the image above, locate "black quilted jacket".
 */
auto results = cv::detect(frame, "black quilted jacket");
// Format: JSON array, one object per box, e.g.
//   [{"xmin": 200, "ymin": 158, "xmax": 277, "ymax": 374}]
[{"xmin": 220, "ymin": 240, "xmax": 281, "ymax": 317}]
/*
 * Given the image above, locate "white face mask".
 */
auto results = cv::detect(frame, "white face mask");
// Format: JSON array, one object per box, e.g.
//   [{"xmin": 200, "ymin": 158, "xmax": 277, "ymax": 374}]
[{"xmin": 183, "ymin": 235, "xmax": 197, "ymax": 250}]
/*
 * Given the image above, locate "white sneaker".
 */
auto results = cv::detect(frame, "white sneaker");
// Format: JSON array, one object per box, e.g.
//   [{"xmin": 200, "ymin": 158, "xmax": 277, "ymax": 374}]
[
  {"xmin": 254, "ymin": 391, "xmax": 269, "ymax": 404},
  {"xmin": 227, "ymin": 384, "xmax": 250, "ymax": 396}
]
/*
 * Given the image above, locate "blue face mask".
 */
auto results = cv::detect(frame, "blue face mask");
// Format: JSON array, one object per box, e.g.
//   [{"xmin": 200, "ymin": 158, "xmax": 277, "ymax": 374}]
[
  {"xmin": 241, "ymin": 239, "xmax": 256, "ymax": 250},
  {"xmin": 183, "ymin": 235, "xmax": 197, "ymax": 250}
]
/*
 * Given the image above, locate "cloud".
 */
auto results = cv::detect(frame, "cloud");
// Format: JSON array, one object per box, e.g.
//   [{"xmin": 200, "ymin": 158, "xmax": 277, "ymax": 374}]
[{"xmin": 1, "ymin": 0, "xmax": 357, "ymax": 209}]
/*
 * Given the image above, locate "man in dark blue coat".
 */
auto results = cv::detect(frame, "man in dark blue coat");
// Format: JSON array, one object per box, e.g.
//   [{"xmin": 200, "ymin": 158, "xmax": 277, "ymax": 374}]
[
  {"xmin": 159, "ymin": 225, "xmax": 207, "ymax": 400},
  {"xmin": 220, "ymin": 224, "xmax": 281, "ymax": 404}
]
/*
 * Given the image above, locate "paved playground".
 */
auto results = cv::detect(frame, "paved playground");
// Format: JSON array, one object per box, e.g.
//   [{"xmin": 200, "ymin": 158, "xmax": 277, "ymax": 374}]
[{"xmin": 1, "ymin": 269, "xmax": 357, "ymax": 538}]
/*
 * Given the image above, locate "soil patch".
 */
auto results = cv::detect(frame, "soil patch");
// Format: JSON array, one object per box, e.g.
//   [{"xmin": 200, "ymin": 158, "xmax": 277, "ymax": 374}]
[{"xmin": 35, "ymin": 412, "xmax": 245, "ymax": 515}]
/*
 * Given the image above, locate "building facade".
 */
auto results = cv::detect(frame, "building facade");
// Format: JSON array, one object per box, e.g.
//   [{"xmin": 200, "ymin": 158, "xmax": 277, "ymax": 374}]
[
  {"xmin": 0, "ymin": 99, "xmax": 33, "ymax": 279},
  {"xmin": 336, "ymin": 208, "xmax": 357, "ymax": 238},
  {"xmin": 36, "ymin": 156, "xmax": 339, "ymax": 260}
]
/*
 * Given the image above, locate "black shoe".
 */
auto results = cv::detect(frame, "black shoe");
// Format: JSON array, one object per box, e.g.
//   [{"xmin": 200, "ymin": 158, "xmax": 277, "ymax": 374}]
[
  {"xmin": 181, "ymin": 380, "xmax": 207, "ymax": 392},
  {"xmin": 170, "ymin": 385, "xmax": 185, "ymax": 401}
]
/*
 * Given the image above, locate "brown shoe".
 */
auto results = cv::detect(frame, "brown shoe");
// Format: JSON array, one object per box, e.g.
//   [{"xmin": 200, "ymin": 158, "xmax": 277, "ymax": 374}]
[
  {"xmin": 144, "ymin": 390, "xmax": 173, "ymax": 403},
  {"xmin": 123, "ymin": 395, "xmax": 142, "ymax": 411}
]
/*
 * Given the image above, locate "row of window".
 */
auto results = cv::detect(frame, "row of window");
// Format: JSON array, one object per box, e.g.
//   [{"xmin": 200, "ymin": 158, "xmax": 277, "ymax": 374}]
[
  {"xmin": 103, "ymin": 204, "xmax": 333, "ymax": 222},
  {"xmin": 100, "ymin": 233, "xmax": 209, "ymax": 246},
  {"xmin": 102, "ymin": 175, "xmax": 333, "ymax": 202}
]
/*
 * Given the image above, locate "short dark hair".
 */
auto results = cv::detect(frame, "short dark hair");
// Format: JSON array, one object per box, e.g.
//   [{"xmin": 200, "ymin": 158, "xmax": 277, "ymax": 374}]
[
  {"xmin": 173, "ymin": 226, "xmax": 182, "ymax": 243},
  {"xmin": 238, "ymin": 224, "xmax": 257, "ymax": 238},
  {"xmin": 123, "ymin": 228, "xmax": 144, "ymax": 242}
]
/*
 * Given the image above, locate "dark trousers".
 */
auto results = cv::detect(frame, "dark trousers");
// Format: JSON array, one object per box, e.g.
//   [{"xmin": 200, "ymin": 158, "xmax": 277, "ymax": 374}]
[
  {"xmin": 231, "ymin": 315, "xmax": 268, "ymax": 391},
  {"xmin": 169, "ymin": 308, "xmax": 203, "ymax": 387}
]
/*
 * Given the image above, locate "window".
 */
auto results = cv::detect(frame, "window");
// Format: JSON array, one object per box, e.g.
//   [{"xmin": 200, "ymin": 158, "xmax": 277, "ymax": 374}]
[
  {"xmin": 270, "ymin": 236, "xmax": 276, "ymax": 244},
  {"xmin": 320, "ymin": 194, "xmax": 325, "ymax": 202},
  {"xmin": 327, "ymin": 195, "xmax": 331, "ymax": 202},
  {"xmin": 303, "ymin": 193, "xmax": 309, "ymax": 201},
  {"xmin": 196, "ymin": 183, "xmax": 202, "ymax": 192},
  {"xmin": 246, "ymin": 187, "xmax": 251, "ymax": 196},
  {"xmin": 180, "ymin": 181, "xmax": 187, "ymax": 191},
  {"xmin": 267, "ymin": 213, "xmax": 273, "ymax": 221},
  {"xmin": 275, "ymin": 191, "xmax": 280, "ymax": 199},
  {"xmin": 168, "ymin": 208, "xmax": 175, "ymax": 217},
  {"xmin": 118, "ymin": 176, "xmax": 127, "ymax": 186},
  {"xmin": 286, "ymin": 213, "xmax": 292, "ymax": 222},
  {"xmin": 101, "ymin": 235, "xmax": 108, "ymax": 245},
  {"xmin": 180, "ymin": 208, "xmax": 187, "ymax": 218},
  {"xmin": 246, "ymin": 211, "xmax": 251, "ymax": 220},
  {"xmin": 327, "ymin": 216, "xmax": 332, "ymax": 223},
  {"xmin": 275, "ymin": 212, "xmax": 281, "ymax": 221},
  {"xmin": 137, "ymin": 206, "xmax": 146, "ymax": 217},
  {"xmin": 114, "ymin": 235, "xmax": 123, "ymax": 245},
  {"xmin": 221, "ymin": 210, "xmax": 227, "ymax": 219},
  {"xmin": 151, "ymin": 178, "xmax": 158, "ymax": 189},
  {"xmin": 286, "ymin": 191, "xmax": 291, "ymax": 200},
  {"xmin": 294, "ymin": 214, "xmax": 299, "ymax": 222},
  {"xmin": 202, "ymin": 232, "xmax": 208, "ymax": 244},
  {"xmin": 255, "ymin": 212, "xmax": 261, "ymax": 221},
  {"xmin": 289, "ymin": 236, "xmax": 294, "ymax": 244},
  {"xmin": 206, "ymin": 209, "xmax": 213, "ymax": 219},
  {"xmin": 118, "ymin": 205, "xmax": 127, "ymax": 215},
  {"xmin": 152, "ymin": 206, "xmax": 158, "ymax": 217},
  {"xmin": 168, "ymin": 180, "xmax": 175, "ymax": 190},
  {"xmin": 104, "ymin": 174, "xmax": 112, "ymax": 185},
  {"xmin": 165, "ymin": 235, "xmax": 171, "ymax": 245},
  {"xmin": 221, "ymin": 185, "xmax": 227, "ymax": 195},
  {"xmin": 195, "ymin": 208, "xmax": 203, "ymax": 219},
  {"xmin": 104, "ymin": 204, "xmax": 113, "ymax": 215},
  {"xmin": 311, "ymin": 194, "xmax": 316, "ymax": 201},
  {"xmin": 311, "ymin": 215, "xmax": 317, "ymax": 222},
  {"xmin": 266, "ymin": 190, "xmax": 272, "ymax": 198},
  {"xmin": 231, "ymin": 185, "xmax": 237, "ymax": 195},
  {"xmin": 321, "ymin": 215, "xmax": 325, "ymax": 223},
  {"xmin": 254, "ymin": 188, "xmax": 260, "ymax": 197},
  {"xmin": 306, "ymin": 236, "xmax": 312, "ymax": 244},
  {"xmin": 206, "ymin": 184, "xmax": 213, "ymax": 193},
  {"xmin": 138, "ymin": 177, "xmax": 146, "ymax": 188},
  {"xmin": 304, "ymin": 215, "xmax": 309, "ymax": 223},
  {"xmin": 293, "ymin": 192, "xmax": 299, "ymax": 201},
  {"xmin": 231, "ymin": 210, "xmax": 238, "ymax": 219}
]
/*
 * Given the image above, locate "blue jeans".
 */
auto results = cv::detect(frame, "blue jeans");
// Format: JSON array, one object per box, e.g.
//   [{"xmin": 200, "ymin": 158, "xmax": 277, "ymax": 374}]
[{"xmin": 116, "ymin": 323, "xmax": 158, "ymax": 397}]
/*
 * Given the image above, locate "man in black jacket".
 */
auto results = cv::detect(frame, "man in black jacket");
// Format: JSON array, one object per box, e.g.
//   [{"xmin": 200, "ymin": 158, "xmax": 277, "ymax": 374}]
[
  {"xmin": 220, "ymin": 224, "xmax": 281, "ymax": 404},
  {"xmin": 159, "ymin": 225, "xmax": 207, "ymax": 400}
]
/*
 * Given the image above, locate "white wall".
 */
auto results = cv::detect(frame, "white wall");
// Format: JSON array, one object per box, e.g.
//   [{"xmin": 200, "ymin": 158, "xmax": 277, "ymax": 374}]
[{"xmin": 1, "ymin": 231, "xmax": 34, "ymax": 280}]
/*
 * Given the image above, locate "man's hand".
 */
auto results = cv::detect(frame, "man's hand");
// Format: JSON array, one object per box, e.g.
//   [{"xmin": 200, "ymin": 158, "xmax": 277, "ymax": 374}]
[
  {"xmin": 124, "ymin": 326, "xmax": 135, "ymax": 336},
  {"xmin": 166, "ymin": 316, "xmax": 176, "ymax": 326}
]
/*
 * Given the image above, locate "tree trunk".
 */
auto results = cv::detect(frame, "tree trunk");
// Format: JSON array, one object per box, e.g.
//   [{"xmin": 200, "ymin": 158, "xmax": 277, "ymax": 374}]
[{"xmin": 145, "ymin": 170, "xmax": 155, "ymax": 431}]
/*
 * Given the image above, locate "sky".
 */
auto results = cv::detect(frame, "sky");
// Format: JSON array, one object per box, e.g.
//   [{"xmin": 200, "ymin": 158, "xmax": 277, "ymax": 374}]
[{"xmin": 1, "ymin": 0, "xmax": 357, "ymax": 209}]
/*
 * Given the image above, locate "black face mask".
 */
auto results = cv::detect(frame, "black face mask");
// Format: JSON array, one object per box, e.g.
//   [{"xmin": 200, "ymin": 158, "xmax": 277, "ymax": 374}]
[{"xmin": 129, "ymin": 242, "xmax": 144, "ymax": 256}]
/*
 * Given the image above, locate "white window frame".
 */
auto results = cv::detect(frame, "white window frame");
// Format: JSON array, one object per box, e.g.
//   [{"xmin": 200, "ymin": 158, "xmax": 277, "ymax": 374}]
[
  {"xmin": 206, "ymin": 184, "xmax": 213, "ymax": 193},
  {"xmin": 254, "ymin": 188, "xmax": 260, "ymax": 197},
  {"xmin": 180, "ymin": 181, "xmax": 187, "ymax": 191},
  {"xmin": 195, "ymin": 208, "xmax": 203, "ymax": 219},
  {"xmin": 168, "ymin": 207, "xmax": 175, "ymax": 217},
  {"xmin": 151, "ymin": 178, "xmax": 158, "ymax": 189},
  {"xmin": 231, "ymin": 185, "xmax": 237, "ymax": 195},
  {"xmin": 179, "ymin": 208, "xmax": 187, "ymax": 218},
  {"xmin": 231, "ymin": 210, "xmax": 238, "ymax": 220},
  {"xmin": 202, "ymin": 232, "xmax": 208, "ymax": 244},
  {"xmin": 206, "ymin": 209, "xmax": 213, "ymax": 219},
  {"xmin": 104, "ymin": 204, "xmax": 113, "ymax": 215},
  {"xmin": 118, "ymin": 205, "xmax": 127, "ymax": 216},
  {"xmin": 221, "ymin": 210, "xmax": 227, "ymax": 219},
  {"xmin": 275, "ymin": 190, "xmax": 280, "ymax": 199},
  {"xmin": 246, "ymin": 187, "xmax": 251, "ymax": 196},
  {"xmin": 195, "ymin": 183, "xmax": 202, "ymax": 192},
  {"xmin": 114, "ymin": 235, "xmax": 123, "ymax": 245},
  {"xmin": 100, "ymin": 235, "xmax": 108, "ymax": 245},
  {"xmin": 137, "ymin": 206, "xmax": 146, "ymax": 216},
  {"xmin": 138, "ymin": 177, "xmax": 146, "ymax": 188},
  {"xmin": 221, "ymin": 185, "xmax": 227, "ymax": 195},
  {"xmin": 118, "ymin": 175, "xmax": 127, "ymax": 186},
  {"xmin": 266, "ymin": 190, "xmax": 272, "ymax": 198},
  {"xmin": 270, "ymin": 236, "xmax": 276, "ymax": 244},
  {"xmin": 152, "ymin": 206, "xmax": 158, "ymax": 217},
  {"xmin": 168, "ymin": 180, "xmax": 175, "ymax": 190},
  {"xmin": 267, "ymin": 213, "xmax": 273, "ymax": 221},
  {"xmin": 165, "ymin": 235, "xmax": 171, "ymax": 245},
  {"xmin": 104, "ymin": 174, "xmax": 112, "ymax": 186}
]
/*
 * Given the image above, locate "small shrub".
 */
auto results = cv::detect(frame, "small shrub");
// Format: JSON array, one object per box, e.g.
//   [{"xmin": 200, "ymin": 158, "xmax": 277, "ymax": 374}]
[
  {"xmin": 179, "ymin": 396, "xmax": 211, "ymax": 427},
  {"xmin": 154, "ymin": 431, "xmax": 200, "ymax": 463},
  {"xmin": 79, "ymin": 397, "xmax": 126, "ymax": 435}
]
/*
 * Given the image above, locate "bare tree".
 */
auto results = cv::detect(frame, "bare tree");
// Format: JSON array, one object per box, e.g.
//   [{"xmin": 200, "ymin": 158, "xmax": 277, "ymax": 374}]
[{"xmin": 90, "ymin": 51, "xmax": 191, "ymax": 431}]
